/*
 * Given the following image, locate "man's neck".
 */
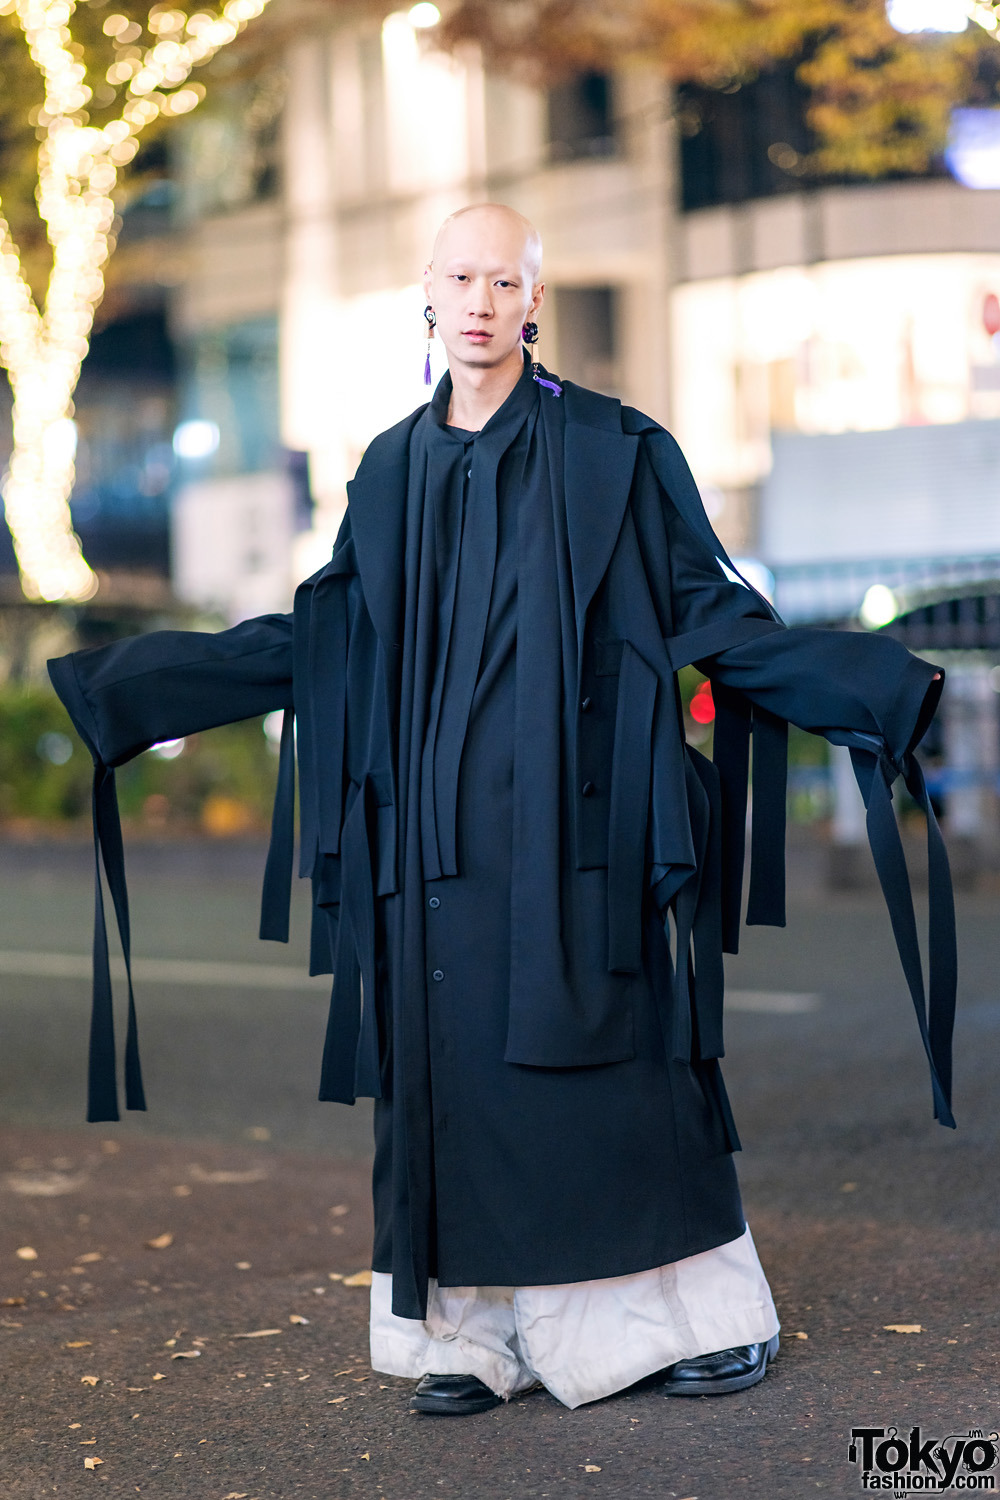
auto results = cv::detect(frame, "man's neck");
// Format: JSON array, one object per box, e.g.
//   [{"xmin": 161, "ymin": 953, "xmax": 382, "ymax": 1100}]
[{"xmin": 445, "ymin": 345, "xmax": 525, "ymax": 431}]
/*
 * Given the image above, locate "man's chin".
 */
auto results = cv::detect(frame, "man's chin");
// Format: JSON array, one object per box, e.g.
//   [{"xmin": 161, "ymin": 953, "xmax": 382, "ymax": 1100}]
[{"xmin": 445, "ymin": 339, "xmax": 522, "ymax": 373}]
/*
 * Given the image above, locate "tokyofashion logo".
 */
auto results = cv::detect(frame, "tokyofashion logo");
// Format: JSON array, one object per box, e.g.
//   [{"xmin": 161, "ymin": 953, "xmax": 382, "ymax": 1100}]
[{"xmin": 848, "ymin": 1426, "xmax": 999, "ymax": 1491}]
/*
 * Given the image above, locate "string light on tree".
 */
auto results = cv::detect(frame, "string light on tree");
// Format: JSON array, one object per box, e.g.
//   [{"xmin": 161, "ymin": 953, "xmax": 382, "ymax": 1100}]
[{"xmin": 0, "ymin": 0, "xmax": 273, "ymax": 602}]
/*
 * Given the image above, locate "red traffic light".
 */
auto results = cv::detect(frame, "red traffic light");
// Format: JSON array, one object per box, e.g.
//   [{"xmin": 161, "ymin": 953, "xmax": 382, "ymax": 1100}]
[{"xmin": 690, "ymin": 681, "xmax": 715, "ymax": 724}]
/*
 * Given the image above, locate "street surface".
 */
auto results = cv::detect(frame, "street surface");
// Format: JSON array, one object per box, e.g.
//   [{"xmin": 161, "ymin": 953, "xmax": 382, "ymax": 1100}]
[{"xmin": 0, "ymin": 835, "xmax": 997, "ymax": 1499}]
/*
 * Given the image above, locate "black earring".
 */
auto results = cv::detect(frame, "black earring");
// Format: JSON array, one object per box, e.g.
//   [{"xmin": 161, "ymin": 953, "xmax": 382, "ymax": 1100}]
[
  {"xmin": 423, "ymin": 305, "xmax": 436, "ymax": 385},
  {"xmin": 521, "ymin": 321, "xmax": 539, "ymax": 344}
]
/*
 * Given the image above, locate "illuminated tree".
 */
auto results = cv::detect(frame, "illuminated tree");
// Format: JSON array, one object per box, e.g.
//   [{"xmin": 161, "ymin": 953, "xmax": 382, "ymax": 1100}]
[
  {"xmin": 434, "ymin": 0, "xmax": 1000, "ymax": 177},
  {"xmin": 0, "ymin": 0, "xmax": 273, "ymax": 603}
]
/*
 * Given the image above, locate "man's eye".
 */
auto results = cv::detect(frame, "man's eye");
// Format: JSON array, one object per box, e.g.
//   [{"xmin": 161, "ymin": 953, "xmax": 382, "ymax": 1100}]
[{"xmin": 453, "ymin": 274, "xmax": 468, "ymax": 282}]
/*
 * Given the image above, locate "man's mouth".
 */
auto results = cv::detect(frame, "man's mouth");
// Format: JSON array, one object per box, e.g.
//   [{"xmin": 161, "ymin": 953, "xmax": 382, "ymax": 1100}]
[{"xmin": 463, "ymin": 330, "xmax": 493, "ymax": 342}]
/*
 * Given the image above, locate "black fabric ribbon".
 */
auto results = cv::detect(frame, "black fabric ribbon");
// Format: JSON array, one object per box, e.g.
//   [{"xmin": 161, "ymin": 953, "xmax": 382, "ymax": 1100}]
[
  {"xmin": 660, "ymin": 615, "xmax": 788, "ymax": 951},
  {"xmin": 87, "ymin": 762, "xmax": 146, "ymax": 1123},
  {"xmin": 318, "ymin": 775, "xmax": 383, "ymax": 1103},
  {"xmin": 841, "ymin": 738, "xmax": 956, "ymax": 1128},
  {"xmin": 669, "ymin": 746, "xmax": 725, "ymax": 1065},
  {"xmin": 259, "ymin": 707, "xmax": 296, "ymax": 943}
]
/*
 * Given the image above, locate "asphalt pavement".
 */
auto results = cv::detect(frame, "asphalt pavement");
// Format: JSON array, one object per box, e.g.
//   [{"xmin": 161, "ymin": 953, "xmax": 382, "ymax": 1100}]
[{"xmin": 1, "ymin": 835, "xmax": 998, "ymax": 1500}]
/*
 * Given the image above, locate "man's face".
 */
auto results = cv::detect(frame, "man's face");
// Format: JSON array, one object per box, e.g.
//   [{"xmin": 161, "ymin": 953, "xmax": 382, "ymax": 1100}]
[{"xmin": 424, "ymin": 209, "xmax": 544, "ymax": 375}]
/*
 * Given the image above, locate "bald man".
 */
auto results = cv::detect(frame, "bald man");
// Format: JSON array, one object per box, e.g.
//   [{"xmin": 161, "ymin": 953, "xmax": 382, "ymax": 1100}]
[{"xmin": 50, "ymin": 203, "xmax": 953, "ymax": 1416}]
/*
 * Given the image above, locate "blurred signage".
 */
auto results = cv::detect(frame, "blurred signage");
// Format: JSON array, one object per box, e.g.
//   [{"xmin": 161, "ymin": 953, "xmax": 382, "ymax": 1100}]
[
  {"xmin": 946, "ymin": 108, "xmax": 1000, "ymax": 190},
  {"xmin": 887, "ymin": 0, "xmax": 968, "ymax": 30}
]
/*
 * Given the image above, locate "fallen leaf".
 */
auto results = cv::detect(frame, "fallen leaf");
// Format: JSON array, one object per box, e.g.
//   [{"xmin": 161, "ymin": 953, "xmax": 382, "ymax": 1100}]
[
  {"xmin": 330, "ymin": 1205, "xmax": 350, "ymax": 1216},
  {"xmin": 80, "ymin": 1375, "xmax": 99, "ymax": 1386},
  {"xmin": 791, "ymin": 1331, "xmax": 809, "ymax": 1340},
  {"xmin": 1, "ymin": 1297, "xmax": 26, "ymax": 1306},
  {"xmin": 222, "ymin": 1494, "xmax": 249, "ymax": 1499},
  {"xmin": 7, "ymin": 1170, "xmax": 87, "ymax": 1197},
  {"xmin": 152, "ymin": 1372, "xmax": 167, "ymax": 1380},
  {"xmin": 840, "ymin": 1182, "xmax": 857, "ymax": 1193},
  {"xmin": 188, "ymin": 1165, "xmax": 268, "ymax": 1185},
  {"xmin": 83, "ymin": 1456, "xmax": 103, "ymax": 1470},
  {"xmin": 236, "ymin": 1262, "xmax": 251, "ymax": 1271},
  {"xmin": 231, "ymin": 1329, "xmax": 283, "ymax": 1339},
  {"xmin": 145, "ymin": 1233, "xmax": 173, "ymax": 1251},
  {"xmin": 76, "ymin": 1252, "xmax": 103, "ymax": 1264},
  {"xmin": 15, "ymin": 1246, "xmax": 38, "ymax": 1261},
  {"xmin": 289, "ymin": 1315, "xmax": 309, "ymax": 1325},
  {"xmin": 80, "ymin": 1439, "xmax": 97, "ymax": 1445},
  {"xmin": 342, "ymin": 1271, "xmax": 372, "ymax": 1288},
  {"xmin": 327, "ymin": 1396, "xmax": 348, "ymax": 1404},
  {"xmin": 100, "ymin": 1140, "xmax": 119, "ymax": 1154},
  {"xmin": 69, "ymin": 1423, "xmax": 82, "ymax": 1430},
  {"xmin": 583, "ymin": 1466, "xmax": 602, "ymax": 1474},
  {"xmin": 172, "ymin": 1184, "xmax": 192, "ymax": 1197},
  {"xmin": 65, "ymin": 1341, "xmax": 92, "ymax": 1349},
  {"xmin": 328, "ymin": 1273, "xmax": 344, "ymax": 1282},
  {"xmin": 360, "ymin": 1453, "xmax": 370, "ymax": 1461},
  {"xmin": 884, "ymin": 1324, "xmax": 923, "ymax": 1334},
  {"xmin": 171, "ymin": 1350, "xmax": 202, "ymax": 1359},
  {"xmin": 127, "ymin": 1387, "xmax": 149, "ymax": 1393}
]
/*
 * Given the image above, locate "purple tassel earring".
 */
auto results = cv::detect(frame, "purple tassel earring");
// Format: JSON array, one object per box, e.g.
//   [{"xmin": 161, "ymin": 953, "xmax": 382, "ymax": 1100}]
[
  {"xmin": 423, "ymin": 304, "xmax": 436, "ymax": 386},
  {"xmin": 521, "ymin": 320, "xmax": 562, "ymax": 397}
]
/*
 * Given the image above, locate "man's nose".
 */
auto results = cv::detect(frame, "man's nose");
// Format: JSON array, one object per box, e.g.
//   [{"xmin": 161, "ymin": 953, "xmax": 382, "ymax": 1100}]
[{"xmin": 465, "ymin": 280, "xmax": 494, "ymax": 316}]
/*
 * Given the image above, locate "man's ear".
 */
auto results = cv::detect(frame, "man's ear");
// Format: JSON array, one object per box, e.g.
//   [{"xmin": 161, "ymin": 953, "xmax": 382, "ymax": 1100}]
[{"xmin": 530, "ymin": 281, "xmax": 546, "ymax": 317}]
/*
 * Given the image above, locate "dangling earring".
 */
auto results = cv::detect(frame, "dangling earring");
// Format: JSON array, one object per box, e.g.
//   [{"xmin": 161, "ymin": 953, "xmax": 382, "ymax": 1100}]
[
  {"xmin": 423, "ymin": 304, "xmax": 436, "ymax": 386},
  {"xmin": 521, "ymin": 320, "xmax": 562, "ymax": 398}
]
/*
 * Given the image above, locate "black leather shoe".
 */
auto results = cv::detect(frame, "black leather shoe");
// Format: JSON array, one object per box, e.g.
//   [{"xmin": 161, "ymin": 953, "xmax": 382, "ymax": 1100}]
[
  {"xmin": 410, "ymin": 1373, "xmax": 503, "ymax": 1415},
  {"xmin": 660, "ymin": 1334, "xmax": 779, "ymax": 1396}
]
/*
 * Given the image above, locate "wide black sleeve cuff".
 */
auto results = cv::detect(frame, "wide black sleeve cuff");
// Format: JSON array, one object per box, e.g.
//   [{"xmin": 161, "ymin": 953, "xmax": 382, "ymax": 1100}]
[
  {"xmin": 47, "ymin": 652, "xmax": 103, "ymax": 763},
  {"xmin": 881, "ymin": 652, "xmax": 944, "ymax": 764}
]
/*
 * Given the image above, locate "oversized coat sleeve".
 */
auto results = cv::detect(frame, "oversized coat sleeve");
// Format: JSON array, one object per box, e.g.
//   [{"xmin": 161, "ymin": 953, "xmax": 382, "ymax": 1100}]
[
  {"xmin": 46, "ymin": 613, "xmax": 295, "ymax": 1125},
  {"xmin": 48, "ymin": 612, "xmax": 294, "ymax": 767},
  {"xmin": 642, "ymin": 434, "xmax": 955, "ymax": 1128}
]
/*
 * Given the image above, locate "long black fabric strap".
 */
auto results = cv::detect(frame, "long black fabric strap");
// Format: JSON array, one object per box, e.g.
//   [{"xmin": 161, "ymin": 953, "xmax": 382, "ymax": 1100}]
[
  {"xmin": 88, "ymin": 763, "xmax": 146, "ymax": 1123},
  {"xmin": 847, "ymin": 743, "xmax": 956, "ymax": 1128},
  {"xmin": 662, "ymin": 616, "xmax": 788, "ymax": 949},
  {"xmin": 318, "ymin": 775, "xmax": 383, "ymax": 1104},
  {"xmin": 746, "ymin": 707, "xmax": 788, "ymax": 928},
  {"xmin": 259, "ymin": 708, "xmax": 296, "ymax": 943}
]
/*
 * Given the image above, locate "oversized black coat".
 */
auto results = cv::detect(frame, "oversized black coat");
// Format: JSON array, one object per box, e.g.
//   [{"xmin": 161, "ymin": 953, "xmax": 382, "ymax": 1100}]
[{"xmin": 49, "ymin": 361, "xmax": 956, "ymax": 1319}]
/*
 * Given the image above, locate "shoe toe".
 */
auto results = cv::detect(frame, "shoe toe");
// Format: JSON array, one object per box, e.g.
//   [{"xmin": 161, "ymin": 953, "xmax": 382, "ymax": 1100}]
[{"xmin": 410, "ymin": 1373, "xmax": 503, "ymax": 1415}]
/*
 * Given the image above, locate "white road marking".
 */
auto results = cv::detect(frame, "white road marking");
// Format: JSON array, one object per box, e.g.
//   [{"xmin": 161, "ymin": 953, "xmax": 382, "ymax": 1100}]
[
  {"xmin": 0, "ymin": 953, "xmax": 819, "ymax": 1010},
  {"xmin": 726, "ymin": 990, "xmax": 821, "ymax": 1013},
  {"xmin": 0, "ymin": 950, "xmax": 324, "ymax": 990}
]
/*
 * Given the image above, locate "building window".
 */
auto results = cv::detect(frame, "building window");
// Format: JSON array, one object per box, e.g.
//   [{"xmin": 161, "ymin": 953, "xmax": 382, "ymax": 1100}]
[
  {"xmin": 547, "ymin": 72, "xmax": 617, "ymax": 162},
  {"xmin": 554, "ymin": 286, "xmax": 620, "ymax": 394}
]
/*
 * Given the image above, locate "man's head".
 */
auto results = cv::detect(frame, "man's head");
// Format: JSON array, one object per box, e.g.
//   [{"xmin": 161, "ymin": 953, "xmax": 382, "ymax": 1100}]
[{"xmin": 423, "ymin": 203, "xmax": 544, "ymax": 377}]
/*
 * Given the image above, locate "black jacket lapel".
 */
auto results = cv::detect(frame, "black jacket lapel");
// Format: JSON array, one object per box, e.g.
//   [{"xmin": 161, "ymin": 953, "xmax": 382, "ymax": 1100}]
[{"xmin": 561, "ymin": 380, "xmax": 639, "ymax": 646}]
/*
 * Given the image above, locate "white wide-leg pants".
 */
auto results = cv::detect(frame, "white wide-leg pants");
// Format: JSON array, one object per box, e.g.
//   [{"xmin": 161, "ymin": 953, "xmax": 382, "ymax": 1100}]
[{"xmin": 370, "ymin": 1225, "xmax": 779, "ymax": 1409}]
